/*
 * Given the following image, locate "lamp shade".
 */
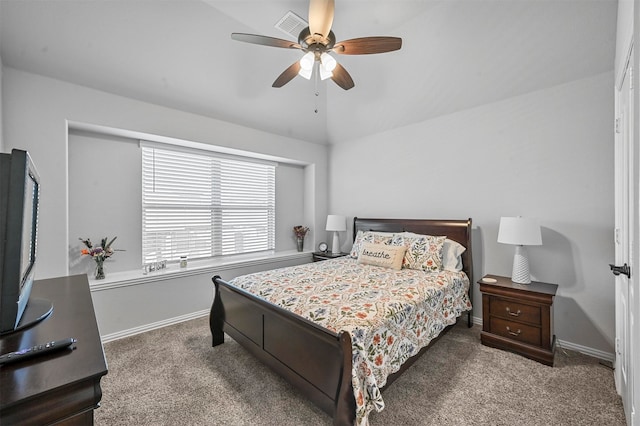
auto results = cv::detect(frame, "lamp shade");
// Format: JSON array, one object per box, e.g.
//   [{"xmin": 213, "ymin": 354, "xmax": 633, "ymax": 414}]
[
  {"xmin": 497, "ymin": 217, "xmax": 542, "ymax": 246},
  {"xmin": 326, "ymin": 215, "xmax": 346, "ymax": 232}
]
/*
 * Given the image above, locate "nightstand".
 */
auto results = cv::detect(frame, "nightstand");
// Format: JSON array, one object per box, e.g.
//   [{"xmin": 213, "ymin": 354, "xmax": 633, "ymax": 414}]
[
  {"xmin": 312, "ymin": 252, "xmax": 348, "ymax": 262},
  {"xmin": 479, "ymin": 274, "xmax": 558, "ymax": 366}
]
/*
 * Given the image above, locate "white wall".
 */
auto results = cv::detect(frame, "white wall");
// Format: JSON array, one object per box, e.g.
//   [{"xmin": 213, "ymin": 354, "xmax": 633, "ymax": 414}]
[
  {"xmin": 68, "ymin": 130, "xmax": 143, "ymax": 274},
  {"xmin": 3, "ymin": 67, "xmax": 329, "ymax": 337},
  {"xmin": 329, "ymin": 72, "xmax": 615, "ymax": 355}
]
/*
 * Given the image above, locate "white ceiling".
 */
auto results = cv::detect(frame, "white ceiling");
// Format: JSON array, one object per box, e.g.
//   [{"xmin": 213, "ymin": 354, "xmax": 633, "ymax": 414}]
[{"xmin": 0, "ymin": 0, "xmax": 617, "ymax": 145}]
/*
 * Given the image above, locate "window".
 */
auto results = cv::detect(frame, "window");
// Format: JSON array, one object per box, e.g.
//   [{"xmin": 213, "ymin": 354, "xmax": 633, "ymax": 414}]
[{"xmin": 141, "ymin": 142, "xmax": 276, "ymax": 264}]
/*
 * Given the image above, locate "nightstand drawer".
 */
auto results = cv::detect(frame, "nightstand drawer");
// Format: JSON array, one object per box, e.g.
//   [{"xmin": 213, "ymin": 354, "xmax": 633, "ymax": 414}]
[
  {"xmin": 489, "ymin": 297, "xmax": 541, "ymax": 325},
  {"xmin": 489, "ymin": 317, "xmax": 541, "ymax": 347}
]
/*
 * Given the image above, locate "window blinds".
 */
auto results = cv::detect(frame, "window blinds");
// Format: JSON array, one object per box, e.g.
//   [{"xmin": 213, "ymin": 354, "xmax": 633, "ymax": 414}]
[{"xmin": 141, "ymin": 143, "xmax": 275, "ymax": 263}]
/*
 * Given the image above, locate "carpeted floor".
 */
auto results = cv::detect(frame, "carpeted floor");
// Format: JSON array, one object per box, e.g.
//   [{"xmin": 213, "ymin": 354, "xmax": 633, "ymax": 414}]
[{"xmin": 95, "ymin": 317, "xmax": 625, "ymax": 425}]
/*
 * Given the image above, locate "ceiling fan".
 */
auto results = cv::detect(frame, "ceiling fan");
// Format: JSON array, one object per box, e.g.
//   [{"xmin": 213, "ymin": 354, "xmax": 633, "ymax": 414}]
[{"xmin": 231, "ymin": 0, "xmax": 402, "ymax": 90}]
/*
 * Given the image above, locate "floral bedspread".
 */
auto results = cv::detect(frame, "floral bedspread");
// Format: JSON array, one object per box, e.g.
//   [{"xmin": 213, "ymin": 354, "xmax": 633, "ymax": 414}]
[{"xmin": 230, "ymin": 257, "xmax": 472, "ymax": 425}]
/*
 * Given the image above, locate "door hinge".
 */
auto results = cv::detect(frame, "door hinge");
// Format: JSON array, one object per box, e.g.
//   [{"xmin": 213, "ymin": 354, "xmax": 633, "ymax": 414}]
[
  {"xmin": 615, "ymin": 117, "xmax": 621, "ymax": 134},
  {"xmin": 616, "ymin": 337, "xmax": 621, "ymax": 355}
]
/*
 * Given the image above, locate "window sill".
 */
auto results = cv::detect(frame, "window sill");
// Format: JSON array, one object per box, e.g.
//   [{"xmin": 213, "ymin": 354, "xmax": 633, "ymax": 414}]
[{"xmin": 89, "ymin": 250, "xmax": 312, "ymax": 292}]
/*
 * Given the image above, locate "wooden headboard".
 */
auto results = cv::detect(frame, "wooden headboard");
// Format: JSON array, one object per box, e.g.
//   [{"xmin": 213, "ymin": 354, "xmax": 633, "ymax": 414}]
[{"xmin": 353, "ymin": 217, "xmax": 473, "ymax": 285}]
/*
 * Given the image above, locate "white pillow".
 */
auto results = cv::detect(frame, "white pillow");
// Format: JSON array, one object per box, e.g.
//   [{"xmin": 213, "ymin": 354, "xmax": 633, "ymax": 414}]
[{"xmin": 442, "ymin": 238, "xmax": 466, "ymax": 272}]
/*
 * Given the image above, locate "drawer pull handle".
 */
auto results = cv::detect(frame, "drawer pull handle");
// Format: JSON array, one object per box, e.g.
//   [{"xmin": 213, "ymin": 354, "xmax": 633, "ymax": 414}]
[
  {"xmin": 506, "ymin": 326, "xmax": 521, "ymax": 337},
  {"xmin": 506, "ymin": 307, "xmax": 521, "ymax": 317}
]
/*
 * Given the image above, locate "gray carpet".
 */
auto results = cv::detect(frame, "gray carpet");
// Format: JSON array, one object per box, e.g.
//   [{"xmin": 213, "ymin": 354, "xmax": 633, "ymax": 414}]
[{"xmin": 95, "ymin": 317, "xmax": 625, "ymax": 425}]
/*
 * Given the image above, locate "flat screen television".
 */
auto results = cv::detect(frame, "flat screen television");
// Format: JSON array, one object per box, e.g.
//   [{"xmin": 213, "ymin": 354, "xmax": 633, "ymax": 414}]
[{"xmin": 0, "ymin": 149, "xmax": 50, "ymax": 335}]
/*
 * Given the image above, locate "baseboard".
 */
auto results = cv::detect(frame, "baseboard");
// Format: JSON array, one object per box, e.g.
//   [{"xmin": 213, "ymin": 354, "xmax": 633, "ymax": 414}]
[
  {"xmin": 472, "ymin": 316, "xmax": 615, "ymax": 363},
  {"xmin": 100, "ymin": 309, "xmax": 210, "ymax": 344},
  {"xmin": 556, "ymin": 339, "xmax": 615, "ymax": 363},
  {"xmin": 471, "ymin": 314, "xmax": 483, "ymax": 326}
]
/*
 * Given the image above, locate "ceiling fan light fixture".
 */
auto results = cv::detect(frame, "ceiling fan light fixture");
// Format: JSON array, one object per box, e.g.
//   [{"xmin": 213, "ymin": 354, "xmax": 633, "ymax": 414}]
[
  {"xmin": 319, "ymin": 65, "xmax": 333, "ymax": 80},
  {"xmin": 320, "ymin": 52, "xmax": 337, "ymax": 72},
  {"xmin": 298, "ymin": 66, "xmax": 313, "ymax": 80},
  {"xmin": 299, "ymin": 51, "xmax": 315, "ymax": 71}
]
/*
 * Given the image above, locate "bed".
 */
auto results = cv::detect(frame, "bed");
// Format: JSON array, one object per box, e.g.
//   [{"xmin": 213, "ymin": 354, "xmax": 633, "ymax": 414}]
[{"xmin": 210, "ymin": 218, "xmax": 473, "ymax": 425}]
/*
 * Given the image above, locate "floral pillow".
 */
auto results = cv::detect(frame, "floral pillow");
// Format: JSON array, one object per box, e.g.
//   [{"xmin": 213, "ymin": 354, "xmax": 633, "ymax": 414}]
[
  {"xmin": 390, "ymin": 233, "xmax": 446, "ymax": 272},
  {"xmin": 397, "ymin": 232, "xmax": 465, "ymax": 272},
  {"xmin": 349, "ymin": 231, "xmax": 395, "ymax": 258}
]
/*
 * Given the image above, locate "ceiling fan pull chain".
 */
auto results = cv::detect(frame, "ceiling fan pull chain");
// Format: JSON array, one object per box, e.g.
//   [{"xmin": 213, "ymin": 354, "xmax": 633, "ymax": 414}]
[{"xmin": 314, "ymin": 62, "xmax": 319, "ymax": 113}]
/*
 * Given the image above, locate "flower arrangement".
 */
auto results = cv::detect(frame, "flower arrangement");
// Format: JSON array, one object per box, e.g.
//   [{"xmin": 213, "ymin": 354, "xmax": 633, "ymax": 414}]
[
  {"xmin": 293, "ymin": 226, "xmax": 309, "ymax": 252},
  {"xmin": 79, "ymin": 237, "xmax": 118, "ymax": 279},
  {"xmin": 293, "ymin": 226, "xmax": 309, "ymax": 239}
]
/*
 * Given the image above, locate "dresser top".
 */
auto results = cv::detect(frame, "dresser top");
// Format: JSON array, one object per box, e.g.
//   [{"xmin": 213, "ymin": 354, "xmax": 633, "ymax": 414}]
[{"xmin": 0, "ymin": 274, "xmax": 107, "ymax": 409}]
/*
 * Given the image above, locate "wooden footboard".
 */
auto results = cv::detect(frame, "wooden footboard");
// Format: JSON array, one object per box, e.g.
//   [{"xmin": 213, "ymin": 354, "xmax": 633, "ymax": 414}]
[{"xmin": 210, "ymin": 275, "xmax": 356, "ymax": 425}]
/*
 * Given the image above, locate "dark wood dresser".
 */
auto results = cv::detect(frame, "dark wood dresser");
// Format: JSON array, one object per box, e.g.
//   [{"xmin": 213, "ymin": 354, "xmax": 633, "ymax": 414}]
[
  {"xmin": 479, "ymin": 274, "xmax": 558, "ymax": 366},
  {"xmin": 0, "ymin": 274, "xmax": 107, "ymax": 424}
]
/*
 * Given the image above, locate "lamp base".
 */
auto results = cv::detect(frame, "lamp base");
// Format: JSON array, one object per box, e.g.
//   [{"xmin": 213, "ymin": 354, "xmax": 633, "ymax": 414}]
[
  {"xmin": 511, "ymin": 245, "xmax": 531, "ymax": 284},
  {"xmin": 332, "ymin": 231, "xmax": 341, "ymax": 254}
]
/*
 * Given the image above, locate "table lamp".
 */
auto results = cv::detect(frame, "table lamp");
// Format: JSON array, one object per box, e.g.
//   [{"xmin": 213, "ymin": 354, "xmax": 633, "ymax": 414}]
[
  {"xmin": 497, "ymin": 216, "xmax": 542, "ymax": 284},
  {"xmin": 326, "ymin": 215, "xmax": 346, "ymax": 254}
]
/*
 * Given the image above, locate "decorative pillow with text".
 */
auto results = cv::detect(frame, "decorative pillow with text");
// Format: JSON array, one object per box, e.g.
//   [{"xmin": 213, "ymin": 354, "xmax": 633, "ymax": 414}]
[
  {"xmin": 350, "ymin": 231, "xmax": 395, "ymax": 258},
  {"xmin": 357, "ymin": 243, "xmax": 407, "ymax": 270}
]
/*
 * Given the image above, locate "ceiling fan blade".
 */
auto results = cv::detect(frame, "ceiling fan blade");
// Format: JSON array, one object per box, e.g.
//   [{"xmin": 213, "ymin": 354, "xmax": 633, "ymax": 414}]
[
  {"xmin": 331, "ymin": 63, "xmax": 354, "ymax": 90},
  {"xmin": 308, "ymin": 0, "xmax": 334, "ymax": 41},
  {"xmin": 272, "ymin": 61, "xmax": 302, "ymax": 88},
  {"xmin": 231, "ymin": 33, "xmax": 301, "ymax": 49},
  {"xmin": 333, "ymin": 37, "xmax": 402, "ymax": 55}
]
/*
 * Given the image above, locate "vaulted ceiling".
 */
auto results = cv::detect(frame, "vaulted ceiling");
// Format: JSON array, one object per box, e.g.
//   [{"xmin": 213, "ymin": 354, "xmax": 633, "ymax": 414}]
[{"xmin": 0, "ymin": 0, "xmax": 617, "ymax": 145}]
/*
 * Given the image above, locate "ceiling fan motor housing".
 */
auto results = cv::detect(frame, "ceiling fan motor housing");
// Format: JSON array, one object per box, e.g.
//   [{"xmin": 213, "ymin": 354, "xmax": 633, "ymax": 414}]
[{"xmin": 298, "ymin": 27, "xmax": 335, "ymax": 52}]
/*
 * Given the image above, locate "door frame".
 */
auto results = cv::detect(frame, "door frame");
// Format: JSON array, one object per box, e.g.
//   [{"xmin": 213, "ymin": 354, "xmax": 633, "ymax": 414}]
[{"xmin": 614, "ymin": 39, "xmax": 637, "ymax": 426}]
